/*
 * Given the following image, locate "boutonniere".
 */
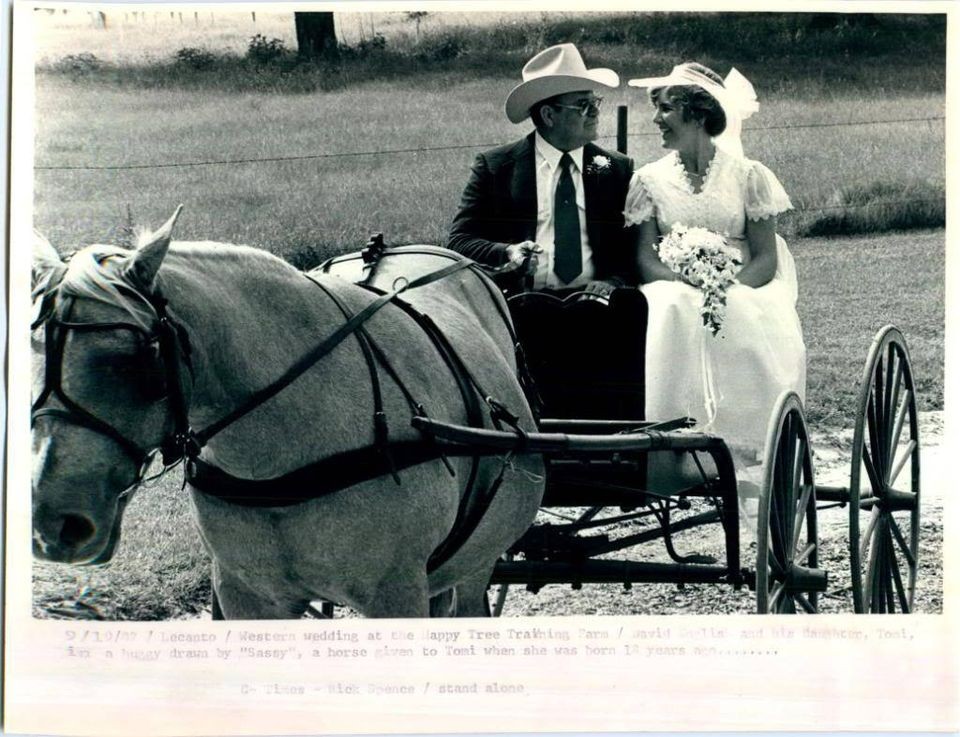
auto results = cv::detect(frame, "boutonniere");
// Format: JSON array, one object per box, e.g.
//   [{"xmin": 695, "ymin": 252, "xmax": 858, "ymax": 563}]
[{"xmin": 587, "ymin": 155, "xmax": 611, "ymax": 175}]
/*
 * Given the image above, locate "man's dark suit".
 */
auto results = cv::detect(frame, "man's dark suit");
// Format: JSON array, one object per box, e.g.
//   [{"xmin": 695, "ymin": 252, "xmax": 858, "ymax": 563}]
[{"xmin": 446, "ymin": 132, "xmax": 637, "ymax": 285}]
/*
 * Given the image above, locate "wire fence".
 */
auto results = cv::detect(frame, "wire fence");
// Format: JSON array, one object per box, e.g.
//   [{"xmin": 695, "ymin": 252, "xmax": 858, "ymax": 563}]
[{"xmin": 35, "ymin": 115, "xmax": 945, "ymax": 172}]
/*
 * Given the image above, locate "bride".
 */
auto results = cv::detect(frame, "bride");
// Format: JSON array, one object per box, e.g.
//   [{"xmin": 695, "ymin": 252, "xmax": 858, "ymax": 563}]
[{"xmin": 624, "ymin": 62, "xmax": 806, "ymax": 504}]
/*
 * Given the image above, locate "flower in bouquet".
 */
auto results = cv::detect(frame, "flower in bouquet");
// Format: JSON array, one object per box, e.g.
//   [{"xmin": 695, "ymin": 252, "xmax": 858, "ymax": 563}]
[{"xmin": 654, "ymin": 224, "xmax": 742, "ymax": 335}]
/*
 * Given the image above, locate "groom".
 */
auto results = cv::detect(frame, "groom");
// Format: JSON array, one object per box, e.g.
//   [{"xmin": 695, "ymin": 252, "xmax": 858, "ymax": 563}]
[{"xmin": 446, "ymin": 43, "xmax": 636, "ymax": 295}]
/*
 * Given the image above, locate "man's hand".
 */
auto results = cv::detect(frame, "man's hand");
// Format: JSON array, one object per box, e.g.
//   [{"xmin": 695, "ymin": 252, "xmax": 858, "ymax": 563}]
[
  {"xmin": 505, "ymin": 241, "xmax": 543, "ymax": 276},
  {"xmin": 583, "ymin": 279, "xmax": 620, "ymax": 298}
]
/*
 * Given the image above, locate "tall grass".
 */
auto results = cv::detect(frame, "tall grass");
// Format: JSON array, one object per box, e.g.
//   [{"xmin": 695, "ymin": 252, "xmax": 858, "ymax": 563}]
[{"xmin": 799, "ymin": 180, "xmax": 945, "ymax": 236}]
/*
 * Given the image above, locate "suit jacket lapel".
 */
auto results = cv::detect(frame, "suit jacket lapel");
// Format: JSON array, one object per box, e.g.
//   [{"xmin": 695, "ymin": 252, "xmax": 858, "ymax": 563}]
[{"xmin": 583, "ymin": 143, "xmax": 603, "ymax": 247}]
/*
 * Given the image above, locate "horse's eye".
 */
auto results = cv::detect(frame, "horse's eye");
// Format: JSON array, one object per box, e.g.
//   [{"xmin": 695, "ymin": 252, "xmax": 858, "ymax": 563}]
[
  {"xmin": 82, "ymin": 344, "xmax": 167, "ymax": 401},
  {"xmin": 135, "ymin": 343, "xmax": 168, "ymax": 401}
]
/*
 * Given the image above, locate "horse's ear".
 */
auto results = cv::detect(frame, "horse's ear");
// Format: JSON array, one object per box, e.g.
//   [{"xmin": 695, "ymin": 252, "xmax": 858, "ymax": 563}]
[
  {"xmin": 32, "ymin": 230, "xmax": 64, "ymax": 292},
  {"xmin": 124, "ymin": 205, "xmax": 183, "ymax": 289}
]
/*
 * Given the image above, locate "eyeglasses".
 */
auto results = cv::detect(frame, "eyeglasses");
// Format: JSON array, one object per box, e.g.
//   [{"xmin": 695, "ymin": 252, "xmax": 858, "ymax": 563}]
[{"xmin": 551, "ymin": 97, "xmax": 604, "ymax": 117}]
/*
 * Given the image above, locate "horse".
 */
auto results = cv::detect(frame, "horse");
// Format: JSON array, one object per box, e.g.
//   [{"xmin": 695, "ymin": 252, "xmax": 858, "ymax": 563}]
[{"xmin": 30, "ymin": 207, "xmax": 545, "ymax": 618}]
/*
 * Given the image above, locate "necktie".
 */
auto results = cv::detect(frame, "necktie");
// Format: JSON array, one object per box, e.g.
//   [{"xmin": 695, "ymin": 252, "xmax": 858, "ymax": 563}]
[{"xmin": 553, "ymin": 153, "xmax": 582, "ymax": 284}]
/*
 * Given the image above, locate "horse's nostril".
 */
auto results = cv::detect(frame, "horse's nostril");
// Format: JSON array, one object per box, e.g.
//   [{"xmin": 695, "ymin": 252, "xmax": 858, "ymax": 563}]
[{"xmin": 59, "ymin": 515, "xmax": 95, "ymax": 547}]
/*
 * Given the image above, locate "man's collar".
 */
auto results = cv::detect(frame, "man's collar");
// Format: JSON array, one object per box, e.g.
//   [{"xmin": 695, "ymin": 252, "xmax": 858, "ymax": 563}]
[{"xmin": 534, "ymin": 131, "xmax": 584, "ymax": 172}]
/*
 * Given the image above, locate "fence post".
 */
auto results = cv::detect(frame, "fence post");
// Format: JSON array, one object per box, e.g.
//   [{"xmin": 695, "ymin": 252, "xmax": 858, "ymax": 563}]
[{"xmin": 617, "ymin": 105, "xmax": 628, "ymax": 155}]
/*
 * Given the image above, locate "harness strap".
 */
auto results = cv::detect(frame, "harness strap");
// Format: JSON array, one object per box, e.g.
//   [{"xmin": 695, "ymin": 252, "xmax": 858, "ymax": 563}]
[
  {"xmin": 305, "ymin": 276, "xmax": 402, "ymax": 484},
  {"xmin": 468, "ymin": 263, "xmax": 544, "ymax": 418},
  {"xmin": 306, "ymin": 273, "xmax": 492, "ymax": 572},
  {"xmin": 152, "ymin": 296, "xmax": 199, "ymax": 464},
  {"xmin": 378, "ymin": 295, "xmax": 521, "ymax": 572},
  {"xmin": 193, "ymin": 259, "xmax": 476, "ymax": 448},
  {"xmin": 186, "ymin": 442, "xmax": 480, "ymax": 508}
]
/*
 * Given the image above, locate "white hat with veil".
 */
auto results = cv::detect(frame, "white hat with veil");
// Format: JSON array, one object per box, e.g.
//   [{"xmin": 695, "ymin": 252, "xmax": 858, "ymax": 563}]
[{"xmin": 628, "ymin": 63, "xmax": 759, "ymax": 157}]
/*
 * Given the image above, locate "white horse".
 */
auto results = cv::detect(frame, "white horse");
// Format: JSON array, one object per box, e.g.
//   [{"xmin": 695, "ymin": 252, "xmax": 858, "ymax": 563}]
[{"xmin": 31, "ymin": 208, "xmax": 544, "ymax": 618}]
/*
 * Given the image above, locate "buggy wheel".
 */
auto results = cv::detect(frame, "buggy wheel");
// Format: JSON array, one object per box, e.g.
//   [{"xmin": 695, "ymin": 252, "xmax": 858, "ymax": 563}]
[
  {"xmin": 756, "ymin": 392, "xmax": 820, "ymax": 614},
  {"xmin": 850, "ymin": 326, "xmax": 920, "ymax": 613}
]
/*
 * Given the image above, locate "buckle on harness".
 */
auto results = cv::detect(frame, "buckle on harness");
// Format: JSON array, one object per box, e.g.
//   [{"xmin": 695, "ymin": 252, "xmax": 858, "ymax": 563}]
[
  {"xmin": 373, "ymin": 411, "xmax": 402, "ymax": 485},
  {"xmin": 161, "ymin": 430, "xmax": 201, "ymax": 466},
  {"xmin": 485, "ymin": 397, "xmax": 521, "ymax": 430}
]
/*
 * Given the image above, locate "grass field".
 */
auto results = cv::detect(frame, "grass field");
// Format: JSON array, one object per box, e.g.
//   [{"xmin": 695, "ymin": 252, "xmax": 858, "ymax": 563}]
[
  {"xmin": 25, "ymin": 10, "xmax": 946, "ymax": 618},
  {"xmin": 32, "ymin": 75, "xmax": 944, "ymax": 252}
]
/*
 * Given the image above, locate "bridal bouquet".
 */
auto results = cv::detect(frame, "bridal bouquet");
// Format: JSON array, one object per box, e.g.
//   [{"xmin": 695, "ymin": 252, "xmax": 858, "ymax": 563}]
[{"xmin": 655, "ymin": 224, "xmax": 742, "ymax": 335}]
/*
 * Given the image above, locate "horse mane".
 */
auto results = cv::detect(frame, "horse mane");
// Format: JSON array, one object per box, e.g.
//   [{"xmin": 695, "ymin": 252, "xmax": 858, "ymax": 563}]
[{"xmin": 58, "ymin": 243, "xmax": 159, "ymax": 330}]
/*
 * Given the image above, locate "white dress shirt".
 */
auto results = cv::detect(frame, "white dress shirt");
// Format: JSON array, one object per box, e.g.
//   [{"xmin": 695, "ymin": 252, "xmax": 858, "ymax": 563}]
[{"xmin": 533, "ymin": 132, "xmax": 594, "ymax": 290}]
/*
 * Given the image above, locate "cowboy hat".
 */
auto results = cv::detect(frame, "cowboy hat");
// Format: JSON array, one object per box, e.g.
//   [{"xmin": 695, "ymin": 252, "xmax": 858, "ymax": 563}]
[{"xmin": 504, "ymin": 43, "xmax": 619, "ymax": 124}]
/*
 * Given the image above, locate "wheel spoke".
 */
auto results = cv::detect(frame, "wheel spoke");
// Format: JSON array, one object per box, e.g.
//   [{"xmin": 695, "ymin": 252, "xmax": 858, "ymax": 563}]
[
  {"xmin": 865, "ymin": 515, "xmax": 883, "ymax": 612},
  {"xmin": 888, "ymin": 439, "xmax": 917, "ymax": 486},
  {"xmin": 862, "ymin": 444, "xmax": 883, "ymax": 494},
  {"xmin": 884, "ymin": 548, "xmax": 897, "ymax": 613},
  {"xmin": 887, "ymin": 530, "xmax": 909, "ymax": 612},
  {"xmin": 794, "ymin": 542, "xmax": 816, "ymax": 565},
  {"xmin": 782, "ymin": 435, "xmax": 799, "ymax": 558},
  {"xmin": 768, "ymin": 579, "xmax": 787, "ymax": 609},
  {"xmin": 779, "ymin": 596, "xmax": 797, "ymax": 614},
  {"xmin": 766, "ymin": 554, "xmax": 786, "ymax": 578},
  {"xmin": 887, "ymin": 390, "xmax": 911, "ymax": 474},
  {"xmin": 794, "ymin": 593, "xmax": 816, "ymax": 614},
  {"xmin": 888, "ymin": 514, "xmax": 917, "ymax": 568},
  {"xmin": 770, "ymin": 441, "xmax": 788, "ymax": 564},
  {"xmin": 859, "ymin": 506, "xmax": 881, "ymax": 562},
  {"xmin": 882, "ymin": 345, "xmax": 898, "ymax": 451},
  {"xmin": 874, "ymin": 523, "xmax": 890, "ymax": 613},
  {"xmin": 792, "ymin": 482, "xmax": 813, "ymax": 551},
  {"xmin": 885, "ymin": 349, "xmax": 903, "ymax": 427},
  {"xmin": 874, "ymin": 358, "xmax": 889, "ymax": 458}
]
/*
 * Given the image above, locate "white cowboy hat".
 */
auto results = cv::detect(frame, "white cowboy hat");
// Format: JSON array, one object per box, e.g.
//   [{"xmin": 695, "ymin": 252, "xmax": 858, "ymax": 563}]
[{"xmin": 504, "ymin": 43, "xmax": 619, "ymax": 124}]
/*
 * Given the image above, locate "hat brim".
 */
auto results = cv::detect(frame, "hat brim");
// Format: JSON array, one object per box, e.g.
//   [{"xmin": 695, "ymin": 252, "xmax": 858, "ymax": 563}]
[
  {"xmin": 505, "ymin": 69, "xmax": 619, "ymax": 124},
  {"xmin": 627, "ymin": 73, "xmax": 686, "ymax": 89}
]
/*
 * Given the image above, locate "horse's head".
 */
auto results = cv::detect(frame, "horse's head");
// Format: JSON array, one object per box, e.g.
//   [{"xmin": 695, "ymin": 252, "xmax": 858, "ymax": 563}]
[{"xmin": 31, "ymin": 207, "xmax": 186, "ymax": 565}]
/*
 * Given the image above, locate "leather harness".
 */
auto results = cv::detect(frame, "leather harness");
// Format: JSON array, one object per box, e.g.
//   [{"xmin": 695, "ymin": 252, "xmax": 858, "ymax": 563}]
[{"xmin": 31, "ymin": 250, "xmax": 533, "ymax": 573}]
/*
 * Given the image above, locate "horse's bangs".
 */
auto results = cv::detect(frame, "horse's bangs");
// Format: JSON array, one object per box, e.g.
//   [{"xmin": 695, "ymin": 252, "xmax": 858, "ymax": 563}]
[{"xmin": 59, "ymin": 245, "xmax": 157, "ymax": 330}]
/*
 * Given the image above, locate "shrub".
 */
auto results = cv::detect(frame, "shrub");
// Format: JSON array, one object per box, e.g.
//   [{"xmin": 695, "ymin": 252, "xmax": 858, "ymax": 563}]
[
  {"xmin": 415, "ymin": 35, "xmax": 464, "ymax": 62},
  {"xmin": 174, "ymin": 47, "xmax": 216, "ymax": 71},
  {"xmin": 246, "ymin": 34, "xmax": 288, "ymax": 65},
  {"xmin": 799, "ymin": 180, "xmax": 945, "ymax": 237},
  {"xmin": 55, "ymin": 52, "xmax": 101, "ymax": 74},
  {"xmin": 339, "ymin": 33, "xmax": 388, "ymax": 60}
]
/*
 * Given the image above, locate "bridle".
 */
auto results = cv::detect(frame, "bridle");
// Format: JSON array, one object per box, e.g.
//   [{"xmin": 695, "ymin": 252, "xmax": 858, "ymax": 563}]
[{"xmin": 31, "ymin": 275, "xmax": 195, "ymax": 495}]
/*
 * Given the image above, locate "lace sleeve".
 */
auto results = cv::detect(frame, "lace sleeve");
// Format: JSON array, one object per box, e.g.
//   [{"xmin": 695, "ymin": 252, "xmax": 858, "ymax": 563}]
[
  {"xmin": 623, "ymin": 171, "xmax": 656, "ymax": 226},
  {"xmin": 745, "ymin": 161, "xmax": 793, "ymax": 221}
]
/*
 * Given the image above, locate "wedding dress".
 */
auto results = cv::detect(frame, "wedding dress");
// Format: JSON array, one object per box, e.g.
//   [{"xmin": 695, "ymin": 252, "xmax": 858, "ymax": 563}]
[{"xmin": 624, "ymin": 148, "xmax": 806, "ymax": 488}]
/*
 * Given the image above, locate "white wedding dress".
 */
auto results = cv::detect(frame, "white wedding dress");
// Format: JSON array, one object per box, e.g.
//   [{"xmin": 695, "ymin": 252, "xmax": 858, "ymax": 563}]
[{"xmin": 624, "ymin": 148, "xmax": 806, "ymax": 503}]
